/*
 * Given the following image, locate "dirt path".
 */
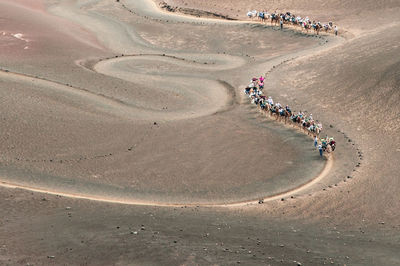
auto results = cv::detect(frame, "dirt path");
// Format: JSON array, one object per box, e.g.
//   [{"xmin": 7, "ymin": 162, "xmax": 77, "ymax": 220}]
[
  {"xmin": 0, "ymin": 155, "xmax": 332, "ymax": 207},
  {"xmin": 0, "ymin": 0, "xmax": 344, "ymax": 206}
]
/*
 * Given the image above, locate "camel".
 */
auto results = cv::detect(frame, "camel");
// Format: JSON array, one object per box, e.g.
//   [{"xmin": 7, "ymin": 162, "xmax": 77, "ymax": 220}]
[
  {"xmin": 247, "ymin": 10, "xmax": 258, "ymax": 20},
  {"xmin": 303, "ymin": 22, "xmax": 310, "ymax": 33},
  {"xmin": 270, "ymin": 13, "xmax": 280, "ymax": 26},
  {"xmin": 312, "ymin": 22, "xmax": 323, "ymax": 35}
]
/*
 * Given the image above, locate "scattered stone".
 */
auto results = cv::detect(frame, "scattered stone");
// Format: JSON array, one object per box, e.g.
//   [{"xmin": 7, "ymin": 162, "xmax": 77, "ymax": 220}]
[
  {"xmin": 379, "ymin": 222, "xmax": 385, "ymax": 225},
  {"xmin": 280, "ymin": 244, "xmax": 285, "ymax": 247},
  {"xmin": 65, "ymin": 207, "xmax": 71, "ymax": 210},
  {"xmin": 347, "ymin": 176, "xmax": 352, "ymax": 179},
  {"xmin": 258, "ymin": 199, "xmax": 264, "ymax": 204},
  {"xmin": 153, "ymin": 122, "xmax": 157, "ymax": 125},
  {"xmin": 41, "ymin": 198, "xmax": 47, "ymax": 201},
  {"xmin": 47, "ymin": 256, "xmax": 55, "ymax": 259},
  {"xmin": 281, "ymin": 198, "xmax": 285, "ymax": 201}
]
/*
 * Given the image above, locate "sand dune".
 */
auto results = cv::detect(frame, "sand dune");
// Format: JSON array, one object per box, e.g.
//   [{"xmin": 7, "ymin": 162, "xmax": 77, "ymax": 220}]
[
  {"xmin": 0, "ymin": 0, "xmax": 327, "ymax": 205},
  {"xmin": 1, "ymin": 0, "xmax": 399, "ymax": 264}
]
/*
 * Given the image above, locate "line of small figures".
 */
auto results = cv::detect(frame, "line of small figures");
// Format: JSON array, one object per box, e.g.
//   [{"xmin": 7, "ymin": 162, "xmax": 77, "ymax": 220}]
[
  {"xmin": 244, "ymin": 76, "xmax": 336, "ymax": 157},
  {"xmin": 246, "ymin": 10, "xmax": 339, "ymax": 35}
]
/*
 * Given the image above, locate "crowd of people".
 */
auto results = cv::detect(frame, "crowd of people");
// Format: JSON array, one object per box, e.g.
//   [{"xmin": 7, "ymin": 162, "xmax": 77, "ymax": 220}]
[
  {"xmin": 246, "ymin": 10, "xmax": 339, "ymax": 35},
  {"xmin": 244, "ymin": 77, "xmax": 336, "ymax": 157}
]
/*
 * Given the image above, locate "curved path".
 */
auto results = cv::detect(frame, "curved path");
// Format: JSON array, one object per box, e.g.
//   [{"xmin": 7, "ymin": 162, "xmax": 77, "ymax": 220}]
[
  {"xmin": 91, "ymin": 53, "xmax": 246, "ymax": 119},
  {"xmin": 1, "ymin": 155, "xmax": 332, "ymax": 207},
  {"xmin": 0, "ymin": 0, "xmax": 345, "ymax": 206},
  {"xmin": 0, "ymin": 53, "xmax": 238, "ymax": 122}
]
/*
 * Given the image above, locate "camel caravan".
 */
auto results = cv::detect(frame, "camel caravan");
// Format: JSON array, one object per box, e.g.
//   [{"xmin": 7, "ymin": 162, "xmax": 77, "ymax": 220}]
[
  {"xmin": 244, "ymin": 77, "xmax": 336, "ymax": 157},
  {"xmin": 246, "ymin": 10, "xmax": 339, "ymax": 35}
]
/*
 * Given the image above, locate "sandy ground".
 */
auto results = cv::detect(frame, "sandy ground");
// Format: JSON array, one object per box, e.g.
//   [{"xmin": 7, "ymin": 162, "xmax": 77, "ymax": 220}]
[
  {"xmin": 0, "ymin": 0, "xmax": 325, "ymax": 205},
  {"xmin": 0, "ymin": 0, "xmax": 399, "ymax": 265}
]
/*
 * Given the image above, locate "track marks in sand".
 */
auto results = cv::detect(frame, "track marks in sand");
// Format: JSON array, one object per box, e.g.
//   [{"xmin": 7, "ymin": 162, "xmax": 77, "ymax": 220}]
[
  {"xmin": 0, "ymin": 65, "xmax": 234, "ymax": 121},
  {"xmin": 0, "ymin": 69, "xmax": 140, "ymax": 120},
  {"xmin": 0, "ymin": 156, "xmax": 332, "ymax": 208},
  {"xmin": 91, "ymin": 53, "xmax": 244, "ymax": 117},
  {"xmin": 0, "ymin": 0, "xmax": 347, "ymax": 206}
]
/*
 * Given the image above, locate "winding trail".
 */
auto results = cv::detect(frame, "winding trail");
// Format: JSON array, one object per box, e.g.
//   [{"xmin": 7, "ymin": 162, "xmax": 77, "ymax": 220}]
[
  {"xmin": 0, "ymin": 155, "xmax": 332, "ymax": 207},
  {"xmin": 0, "ymin": 53, "xmax": 236, "ymax": 122},
  {"xmin": 0, "ymin": 0, "xmax": 346, "ymax": 207}
]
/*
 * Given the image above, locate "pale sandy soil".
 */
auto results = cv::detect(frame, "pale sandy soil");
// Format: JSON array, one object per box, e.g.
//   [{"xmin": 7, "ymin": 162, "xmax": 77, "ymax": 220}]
[
  {"xmin": 0, "ymin": 0, "xmax": 324, "ymax": 205},
  {"xmin": 0, "ymin": 0, "xmax": 399, "ymax": 265}
]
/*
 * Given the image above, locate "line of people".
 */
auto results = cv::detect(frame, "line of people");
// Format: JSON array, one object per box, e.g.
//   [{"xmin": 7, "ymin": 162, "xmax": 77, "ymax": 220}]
[
  {"xmin": 246, "ymin": 10, "xmax": 339, "ymax": 35},
  {"xmin": 244, "ymin": 77, "xmax": 336, "ymax": 157}
]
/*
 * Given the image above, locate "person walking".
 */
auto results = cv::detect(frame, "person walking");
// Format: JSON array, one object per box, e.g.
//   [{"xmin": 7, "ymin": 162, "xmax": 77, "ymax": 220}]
[
  {"xmin": 318, "ymin": 144, "xmax": 323, "ymax": 157},
  {"xmin": 334, "ymin": 25, "xmax": 338, "ymax": 36},
  {"xmin": 280, "ymin": 19, "xmax": 283, "ymax": 30},
  {"xmin": 314, "ymin": 136, "xmax": 318, "ymax": 147}
]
